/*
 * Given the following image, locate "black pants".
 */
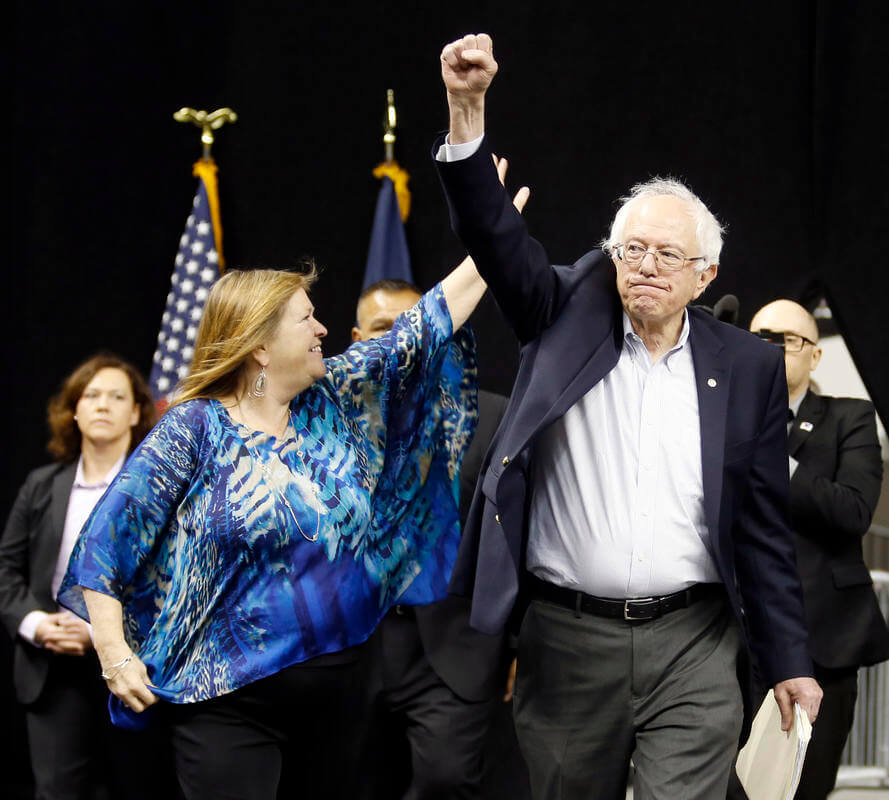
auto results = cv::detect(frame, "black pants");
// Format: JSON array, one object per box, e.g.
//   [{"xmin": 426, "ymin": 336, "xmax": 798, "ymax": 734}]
[
  {"xmin": 796, "ymin": 665, "xmax": 859, "ymax": 800},
  {"xmin": 166, "ymin": 652, "xmax": 364, "ymax": 800},
  {"xmin": 24, "ymin": 653, "xmax": 179, "ymax": 800},
  {"xmin": 360, "ymin": 610, "xmax": 497, "ymax": 800}
]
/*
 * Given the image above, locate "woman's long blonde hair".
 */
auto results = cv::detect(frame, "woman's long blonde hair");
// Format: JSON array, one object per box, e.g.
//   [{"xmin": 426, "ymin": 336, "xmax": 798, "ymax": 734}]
[{"xmin": 173, "ymin": 266, "xmax": 317, "ymax": 407}]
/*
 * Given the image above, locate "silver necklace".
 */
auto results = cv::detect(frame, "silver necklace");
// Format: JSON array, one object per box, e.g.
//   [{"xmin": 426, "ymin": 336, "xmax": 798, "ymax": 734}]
[{"xmin": 242, "ymin": 411, "xmax": 321, "ymax": 543}]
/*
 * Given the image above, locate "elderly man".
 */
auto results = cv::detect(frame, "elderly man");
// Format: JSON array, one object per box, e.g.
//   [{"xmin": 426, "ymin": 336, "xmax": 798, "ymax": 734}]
[
  {"xmin": 433, "ymin": 33, "xmax": 822, "ymax": 800},
  {"xmin": 748, "ymin": 300, "xmax": 889, "ymax": 799}
]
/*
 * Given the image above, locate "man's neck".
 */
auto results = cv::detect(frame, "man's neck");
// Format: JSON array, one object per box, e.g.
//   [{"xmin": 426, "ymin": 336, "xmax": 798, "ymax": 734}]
[
  {"xmin": 627, "ymin": 311, "xmax": 685, "ymax": 363},
  {"xmin": 788, "ymin": 381, "xmax": 810, "ymax": 405}
]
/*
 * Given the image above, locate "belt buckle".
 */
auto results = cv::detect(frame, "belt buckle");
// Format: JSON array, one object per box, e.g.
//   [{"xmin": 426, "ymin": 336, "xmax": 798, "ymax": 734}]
[{"xmin": 623, "ymin": 597, "xmax": 658, "ymax": 620}]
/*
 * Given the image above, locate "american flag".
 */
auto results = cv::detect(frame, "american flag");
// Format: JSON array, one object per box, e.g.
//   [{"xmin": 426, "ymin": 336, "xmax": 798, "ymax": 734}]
[{"xmin": 149, "ymin": 164, "xmax": 222, "ymax": 404}]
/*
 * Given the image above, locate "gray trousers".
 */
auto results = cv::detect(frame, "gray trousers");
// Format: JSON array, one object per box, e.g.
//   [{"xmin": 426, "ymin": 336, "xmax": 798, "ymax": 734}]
[{"xmin": 513, "ymin": 591, "xmax": 743, "ymax": 800}]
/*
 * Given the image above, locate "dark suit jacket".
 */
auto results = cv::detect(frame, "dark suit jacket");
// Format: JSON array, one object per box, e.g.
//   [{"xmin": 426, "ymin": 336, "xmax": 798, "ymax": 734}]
[
  {"xmin": 414, "ymin": 389, "xmax": 510, "ymax": 701},
  {"xmin": 436, "ymin": 137, "xmax": 813, "ymax": 689},
  {"xmin": 0, "ymin": 461, "xmax": 77, "ymax": 704},
  {"xmin": 789, "ymin": 390, "xmax": 889, "ymax": 669}
]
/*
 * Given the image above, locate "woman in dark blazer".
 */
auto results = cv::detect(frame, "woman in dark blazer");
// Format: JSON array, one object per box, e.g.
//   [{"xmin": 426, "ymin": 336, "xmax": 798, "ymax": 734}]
[{"xmin": 0, "ymin": 353, "xmax": 174, "ymax": 800}]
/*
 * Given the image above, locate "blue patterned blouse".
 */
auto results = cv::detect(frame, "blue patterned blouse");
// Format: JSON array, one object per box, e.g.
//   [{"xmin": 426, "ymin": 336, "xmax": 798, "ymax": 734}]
[{"xmin": 59, "ymin": 285, "xmax": 477, "ymax": 705}]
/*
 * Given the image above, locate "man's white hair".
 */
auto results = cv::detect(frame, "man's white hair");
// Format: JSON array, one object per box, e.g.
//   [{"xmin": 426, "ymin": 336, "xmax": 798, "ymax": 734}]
[{"xmin": 601, "ymin": 177, "xmax": 725, "ymax": 272}]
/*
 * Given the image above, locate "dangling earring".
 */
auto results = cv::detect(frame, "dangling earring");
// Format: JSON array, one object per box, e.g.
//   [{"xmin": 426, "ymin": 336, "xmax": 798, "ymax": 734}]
[{"xmin": 250, "ymin": 367, "xmax": 267, "ymax": 398}]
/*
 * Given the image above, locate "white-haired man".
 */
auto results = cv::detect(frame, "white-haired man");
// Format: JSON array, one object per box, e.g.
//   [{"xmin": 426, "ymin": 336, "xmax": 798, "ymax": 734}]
[{"xmin": 434, "ymin": 34, "xmax": 822, "ymax": 799}]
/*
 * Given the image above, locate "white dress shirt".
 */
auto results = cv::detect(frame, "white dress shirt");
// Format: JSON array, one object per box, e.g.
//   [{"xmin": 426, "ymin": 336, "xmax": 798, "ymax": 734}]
[
  {"xmin": 18, "ymin": 454, "xmax": 124, "ymax": 644},
  {"xmin": 437, "ymin": 132, "xmax": 719, "ymax": 598},
  {"xmin": 527, "ymin": 313, "xmax": 720, "ymax": 598}
]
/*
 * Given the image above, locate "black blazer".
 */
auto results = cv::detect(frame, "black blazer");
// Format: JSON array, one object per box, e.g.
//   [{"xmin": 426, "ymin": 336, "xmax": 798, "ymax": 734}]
[
  {"xmin": 0, "ymin": 461, "xmax": 77, "ymax": 704},
  {"xmin": 436, "ymin": 137, "xmax": 813, "ymax": 689},
  {"xmin": 414, "ymin": 389, "xmax": 510, "ymax": 702},
  {"xmin": 789, "ymin": 390, "xmax": 889, "ymax": 669}
]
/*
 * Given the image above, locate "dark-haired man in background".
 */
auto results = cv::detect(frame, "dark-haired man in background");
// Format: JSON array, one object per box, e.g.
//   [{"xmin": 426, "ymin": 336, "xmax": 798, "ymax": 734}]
[{"xmin": 354, "ymin": 278, "xmax": 512, "ymax": 800}]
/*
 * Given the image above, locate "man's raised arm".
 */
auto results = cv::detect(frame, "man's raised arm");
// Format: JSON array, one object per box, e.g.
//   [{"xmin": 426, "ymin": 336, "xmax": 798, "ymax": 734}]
[{"xmin": 440, "ymin": 34, "xmax": 498, "ymax": 144}]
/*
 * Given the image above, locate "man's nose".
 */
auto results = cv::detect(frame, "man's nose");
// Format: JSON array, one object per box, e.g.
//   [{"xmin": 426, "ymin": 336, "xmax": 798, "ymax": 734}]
[{"xmin": 639, "ymin": 251, "xmax": 659, "ymax": 274}]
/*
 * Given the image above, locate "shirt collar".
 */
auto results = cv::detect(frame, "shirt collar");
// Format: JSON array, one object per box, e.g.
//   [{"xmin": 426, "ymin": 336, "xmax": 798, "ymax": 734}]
[
  {"xmin": 622, "ymin": 310, "xmax": 691, "ymax": 370},
  {"xmin": 72, "ymin": 453, "xmax": 126, "ymax": 489},
  {"xmin": 789, "ymin": 391, "xmax": 806, "ymax": 421}
]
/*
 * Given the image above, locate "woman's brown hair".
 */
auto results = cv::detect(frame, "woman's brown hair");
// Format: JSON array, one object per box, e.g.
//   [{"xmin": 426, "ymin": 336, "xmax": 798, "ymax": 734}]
[
  {"xmin": 173, "ymin": 266, "xmax": 317, "ymax": 406},
  {"xmin": 46, "ymin": 353, "xmax": 157, "ymax": 463}
]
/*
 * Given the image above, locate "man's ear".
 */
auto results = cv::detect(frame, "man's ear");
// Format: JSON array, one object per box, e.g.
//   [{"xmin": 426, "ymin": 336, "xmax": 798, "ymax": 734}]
[
  {"xmin": 810, "ymin": 345, "xmax": 822, "ymax": 372},
  {"xmin": 693, "ymin": 263, "xmax": 718, "ymax": 299},
  {"xmin": 351, "ymin": 327, "xmax": 363, "ymax": 343}
]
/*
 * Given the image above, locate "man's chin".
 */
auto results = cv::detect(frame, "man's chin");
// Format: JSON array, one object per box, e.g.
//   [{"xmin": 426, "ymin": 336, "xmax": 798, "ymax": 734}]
[{"xmin": 626, "ymin": 297, "xmax": 664, "ymax": 318}]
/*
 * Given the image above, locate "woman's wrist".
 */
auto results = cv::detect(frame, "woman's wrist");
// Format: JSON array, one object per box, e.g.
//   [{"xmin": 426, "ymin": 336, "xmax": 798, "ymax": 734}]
[{"xmin": 94, "ymin": 638, "xmax": 132, "ymax": 668}]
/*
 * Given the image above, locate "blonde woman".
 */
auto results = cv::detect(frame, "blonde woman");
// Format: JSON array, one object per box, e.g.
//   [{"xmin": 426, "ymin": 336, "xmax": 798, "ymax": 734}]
[{"xmin": 58, "ymin": 256, "xmax": 490, "ymax": 799}]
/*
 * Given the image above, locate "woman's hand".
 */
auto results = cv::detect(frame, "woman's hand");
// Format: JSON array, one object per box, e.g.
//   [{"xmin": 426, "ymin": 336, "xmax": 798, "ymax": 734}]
[
  {"xmin": 83, "ymin": 587, "xmax": 158, "ymax": 713},
  {"xmin": 98, "ymin": 646, "xmax": 159, "ymax": 713}
]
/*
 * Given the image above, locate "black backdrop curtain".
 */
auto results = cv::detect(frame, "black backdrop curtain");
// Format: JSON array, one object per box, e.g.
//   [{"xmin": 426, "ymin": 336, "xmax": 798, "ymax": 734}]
[
  {"xmin": 6, "ymin": 0, "xmax": 888, "ymax": 513},
  {"xmin": 3, "ymin": 2, "xmax": 887, "ymax": 792}
]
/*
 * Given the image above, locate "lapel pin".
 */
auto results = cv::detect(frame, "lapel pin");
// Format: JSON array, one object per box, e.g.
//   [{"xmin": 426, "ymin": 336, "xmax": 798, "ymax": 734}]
[
  {"xmin": 800, "ymin": 421, "xmax": 813, "ymax": 432},
  {"xmin": 707, "ymin": 378, "xmax": 717, "ymax": 388}
]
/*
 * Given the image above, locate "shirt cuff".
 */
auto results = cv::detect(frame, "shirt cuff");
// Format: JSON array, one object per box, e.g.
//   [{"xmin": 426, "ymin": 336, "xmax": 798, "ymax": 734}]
[
  {"xmin": 435, "ymin": 133, "xmax": 485, "ymax": 162},
  {"xmin": 789, "ymin": 455, "xmax": 799, "ymax": 478},
  {"xmin": 18, "ymin": 610, "xmax": 48, "ymax": 646}
]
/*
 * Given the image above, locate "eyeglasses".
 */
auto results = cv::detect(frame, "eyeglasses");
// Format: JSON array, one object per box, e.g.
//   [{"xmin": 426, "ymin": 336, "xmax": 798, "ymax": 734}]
[
  {"xmin": 611, "ymin": 242, "xmax": 706, "ymax": 272},
  {"xmin": 753, "ymin": 329, "xmax": 817, "ymax": 353}
]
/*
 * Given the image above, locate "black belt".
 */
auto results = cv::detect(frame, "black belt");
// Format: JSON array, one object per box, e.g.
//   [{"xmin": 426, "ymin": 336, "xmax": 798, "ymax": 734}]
[
  {"xmin": 529, "ymin": 575, "xmax": 720, "ymax": 621},
  {"xmin": 388, "ymin": 604, "xmax": 416, "ymax": 619}
]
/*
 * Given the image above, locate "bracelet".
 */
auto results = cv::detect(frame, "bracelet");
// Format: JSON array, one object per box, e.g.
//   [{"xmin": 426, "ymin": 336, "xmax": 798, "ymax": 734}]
[{"xmin": 100, "ymin": 653, "xmax": 134, "ymax": 681}]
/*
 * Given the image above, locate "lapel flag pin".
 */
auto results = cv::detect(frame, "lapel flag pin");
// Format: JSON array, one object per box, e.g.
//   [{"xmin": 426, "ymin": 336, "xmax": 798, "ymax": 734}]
[
  {"xmin": 800, "ymin": 421, "xmax": 813, "ymax": 432},
  {"xmin": 707, "ymin": 378, "xmax": 717, "ymax": 388}
]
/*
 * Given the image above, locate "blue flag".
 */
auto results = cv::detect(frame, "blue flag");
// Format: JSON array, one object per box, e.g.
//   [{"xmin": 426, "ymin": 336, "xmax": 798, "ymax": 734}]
[
  {"xmin": 362, "ymin": 175, "xmax": 413, "ymax": 289},
  {"xmin": 149, "ymin": 161, "xmax": 223, "ymax": 406}
]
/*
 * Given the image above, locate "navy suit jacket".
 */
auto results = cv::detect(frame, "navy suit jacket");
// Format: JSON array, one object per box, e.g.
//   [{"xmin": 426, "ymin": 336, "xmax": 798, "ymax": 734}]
[{"xmin": 436, "ymin": 137, "xmax": 813, "ymax": 688}]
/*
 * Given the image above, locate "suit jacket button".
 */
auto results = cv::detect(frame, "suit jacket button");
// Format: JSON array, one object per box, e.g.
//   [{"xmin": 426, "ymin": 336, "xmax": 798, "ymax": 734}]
[
  {"xmin": 495, "ymin": 514, "xmax": 501, "ymax": 524},
  {"xmin": 501, "ymin": 456, "xmax": 510, "ymax": 466}
]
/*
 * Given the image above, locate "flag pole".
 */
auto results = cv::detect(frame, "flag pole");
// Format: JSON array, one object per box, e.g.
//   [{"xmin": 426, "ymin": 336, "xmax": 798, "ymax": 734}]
[
  {"xmin": 383, "ymin": 89, "xmax": 397, "ymax": 163},
  {"xmin": 172, "ymin": 107, "xmax": 236, "ymax": 272},
  {"xmin": 173, "ymin": 107, "xmax": 238, "ymax": 161},
  {"xmin": 373, "ymin": 91, "xmax": 410, "ymax": 223},
  {"xmin": 362, "ymin": 91, "xmax": 413, "ymax": 288}
]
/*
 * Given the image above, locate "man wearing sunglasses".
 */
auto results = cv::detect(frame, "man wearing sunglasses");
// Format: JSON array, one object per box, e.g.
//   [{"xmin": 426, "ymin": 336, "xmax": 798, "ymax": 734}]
[{"xmin": 749, "ymin": 299, "xmax": 889, "ymax": 799}]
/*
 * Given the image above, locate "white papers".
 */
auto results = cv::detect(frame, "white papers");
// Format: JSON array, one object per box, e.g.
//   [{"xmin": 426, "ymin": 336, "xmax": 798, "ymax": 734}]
[{"xmin": 735, "ymin": 689, "xmax": 813, "ymax": 800}]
